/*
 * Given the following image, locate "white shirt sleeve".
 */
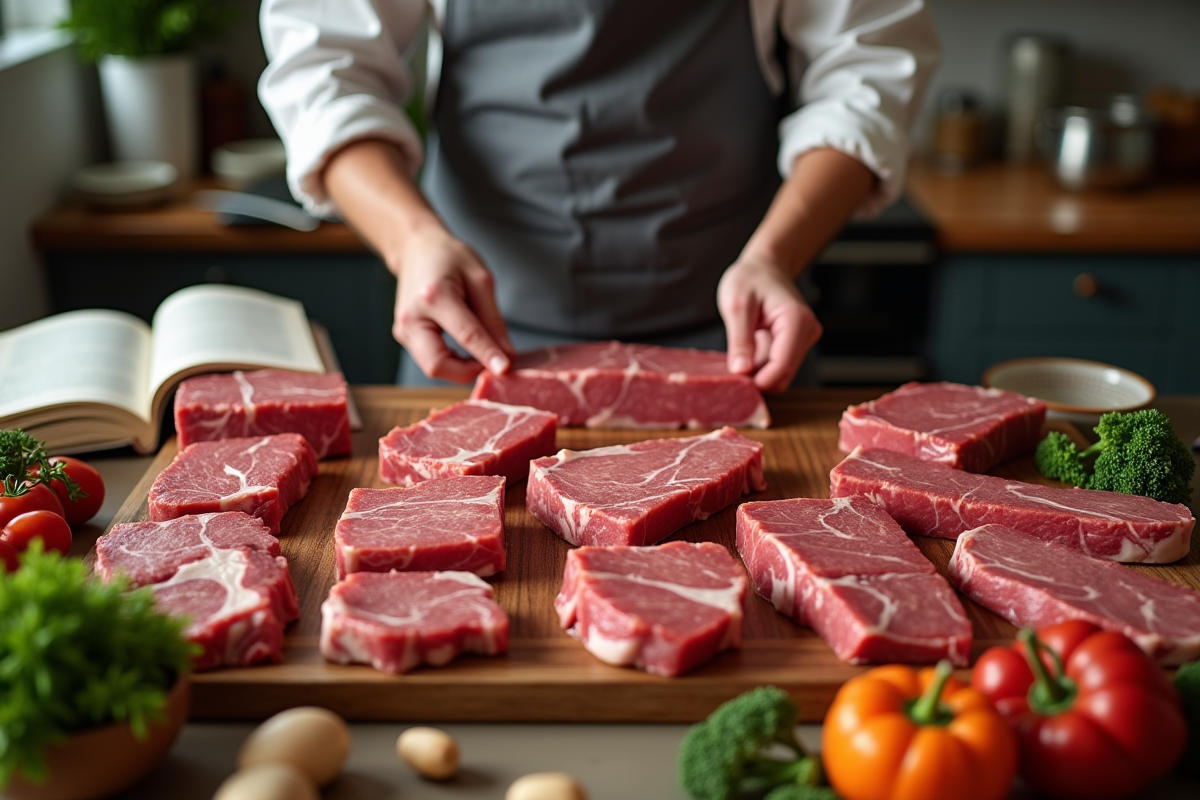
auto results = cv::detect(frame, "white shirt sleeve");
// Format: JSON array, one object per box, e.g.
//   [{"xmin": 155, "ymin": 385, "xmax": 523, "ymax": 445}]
[
  {"xmin": 775, "ymin": 0, "xmax": 940, "ymax": 217},
  {"xmin": 258, "ymin": 0, "xmax": 427, "ymax": 217}
]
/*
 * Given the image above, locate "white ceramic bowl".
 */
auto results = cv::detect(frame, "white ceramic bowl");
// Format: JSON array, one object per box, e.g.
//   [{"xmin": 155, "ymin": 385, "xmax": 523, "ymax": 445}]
[
  {"xmin": 73, "ymin": 160, "xmax": 178, "ymax": 209},
  {"xmin": 982, "ymin": 357, "xmax": 1156, "ymax": 427},
  {"xmin": 212, "ymin": 139, "xmax": 287, "ymax": 189}
]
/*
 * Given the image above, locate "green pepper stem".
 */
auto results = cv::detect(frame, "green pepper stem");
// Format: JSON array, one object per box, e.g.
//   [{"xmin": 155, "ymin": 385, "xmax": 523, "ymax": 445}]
[
  {"xmin": 1017, "ymin": 628, "xmax": 1068, "ymax": 705},
  {"xmin": 909, "ymin": 660, "xmax": 954, "ymax": 725}
]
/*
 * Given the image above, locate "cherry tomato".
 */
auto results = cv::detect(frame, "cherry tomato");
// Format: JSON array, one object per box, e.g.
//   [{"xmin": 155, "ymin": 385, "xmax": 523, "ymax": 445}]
[
  {"xmin": 0, "ymin": 540, "xmax": 18, "ymax": 573},
  {"xmin": 0, "ymin": 483, "xmax": 65, "ymax": 530},
  {"xmin": 1, "ymin": 510, "xmax": 72, "ymax": 556},
  {"xmin": 44, "ymin": 456, "xmax": 105, "ymax": 527}
]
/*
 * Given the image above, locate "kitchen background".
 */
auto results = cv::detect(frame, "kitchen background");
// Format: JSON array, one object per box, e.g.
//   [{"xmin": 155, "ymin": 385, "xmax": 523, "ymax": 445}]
[{"xmin": 1, "ymin": 0, "xmax": 1198, "ymax": 380}]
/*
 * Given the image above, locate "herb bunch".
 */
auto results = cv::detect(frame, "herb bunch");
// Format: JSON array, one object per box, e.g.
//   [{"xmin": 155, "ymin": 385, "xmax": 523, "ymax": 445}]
[
  {"xmin": 0, "ymin": 546, "xmax": 194, "ymax": 786},
  {"xmin": 0, "ymin": 430, "xmax": 79, "ymax": 500}
]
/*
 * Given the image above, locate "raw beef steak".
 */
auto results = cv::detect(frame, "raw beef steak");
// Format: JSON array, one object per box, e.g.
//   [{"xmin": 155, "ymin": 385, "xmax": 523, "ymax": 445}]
[
  {"xmin": 838, "ymin": 382, "xmax": 1045, "ymax": 473},
  {"xmin": 829, "ymin": 447, "xmax": 1193, "ymax": 563},
  {"xmin": 527, "ymin": 427, "xmax": 765, "ymax": 547},
  {"xmin": 554, "ymin": 541, "xmax": 746, "ymax": 677},
  {"xmin": 320, "ymin": 571, "xmax": 509, "ymax": 674},
  {"xmin": 334, "ymin": 476, "xmax": 506, "ymax": 579},
  {"xmin": 736, "ymin": 496, "xmax": 971, "ymax": 666},
  {"xmin": 146, "ymin": 546, "xmax": 299, "ymax": 670},
  {"xmin": 148, "ymin": 434, "xmax": 318, "ymax": 535},
  {"xmin": 471, "ymin": 341, "xmax": 769, "ymax": 429},
  {"xmin": 174, "ymin": 369, "xmax": 352, "ymax": 459},
  {"xmin": 379, "ymin": 399, "xmax": 556, "ymax": 486},
  {"xmin": 96, "ymin": 512, "xmax": 279, "ymax": 587},
  {"xmin": 950, "ymin": 525, "xmax": 1200, "ymax": 665}
]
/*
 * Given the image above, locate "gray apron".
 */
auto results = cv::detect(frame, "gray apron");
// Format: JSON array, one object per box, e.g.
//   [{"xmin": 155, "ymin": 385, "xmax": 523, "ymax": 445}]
[{"xmin": 422, "ymin": 0, "xmax": 781, "ymax": 342}]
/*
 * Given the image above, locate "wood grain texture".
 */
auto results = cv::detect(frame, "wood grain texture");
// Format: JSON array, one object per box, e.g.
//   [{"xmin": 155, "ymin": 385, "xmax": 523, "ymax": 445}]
[
  {"xmin": 95, "ymin": 387, "xmax": 1199, "ymax": 722},
  {"xmin": 907, "ymin": 161, "xmax": 1200, "ymax": 253}
]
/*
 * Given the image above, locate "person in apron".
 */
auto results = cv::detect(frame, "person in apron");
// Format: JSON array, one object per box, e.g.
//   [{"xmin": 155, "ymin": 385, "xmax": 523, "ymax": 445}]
[{"xmin": 259, "ymin": 0, "xmax": 939, "ymax": 390}]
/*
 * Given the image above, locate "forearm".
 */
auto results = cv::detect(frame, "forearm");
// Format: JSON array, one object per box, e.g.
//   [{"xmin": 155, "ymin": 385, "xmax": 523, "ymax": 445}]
[
  {"xmin": 322, "ymin": 139, "xmax": 443, "ymax": 276},
  {"xmin": 740, "ymin": 148, "xmax": 877, "ymax": 279}
]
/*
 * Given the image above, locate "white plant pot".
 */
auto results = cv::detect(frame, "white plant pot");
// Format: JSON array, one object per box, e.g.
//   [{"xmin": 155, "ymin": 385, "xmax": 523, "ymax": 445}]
[{"xmin": 98, "ymin": 54, "xmax": 198, "ymax": 179}]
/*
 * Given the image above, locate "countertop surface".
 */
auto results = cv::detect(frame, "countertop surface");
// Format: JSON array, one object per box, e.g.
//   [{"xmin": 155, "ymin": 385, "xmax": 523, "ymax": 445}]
[
  {"xmin": 32, "ymin": 164, "xmax": 1200, "ymax": 256},
  {"xmin": 43, "ymin": 393, "xmax": 1200, "ymax": 800}
]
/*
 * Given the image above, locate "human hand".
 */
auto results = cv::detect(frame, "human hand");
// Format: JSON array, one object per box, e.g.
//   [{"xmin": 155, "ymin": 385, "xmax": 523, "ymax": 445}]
[
  {"xmin": 717, "ymin": 256, "xmax": 822, "ymax": 393},
  {"xmin": 391, "ymin": 226, "xmax": 515, "ymax": 383}
]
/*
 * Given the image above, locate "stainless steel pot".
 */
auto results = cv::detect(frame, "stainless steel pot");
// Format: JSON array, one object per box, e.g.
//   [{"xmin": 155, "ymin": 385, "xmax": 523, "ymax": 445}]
[{"xmin": 1040, "ymin": 95, "xmax": 1155, "ymax": 190}]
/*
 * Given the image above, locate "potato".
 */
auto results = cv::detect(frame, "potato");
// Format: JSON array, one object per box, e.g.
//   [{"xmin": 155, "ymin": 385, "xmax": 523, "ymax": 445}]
[
  {"xmin": 212, "ymin": 763, "xmax": 319, "ymax": 800},
  {"xmin": 506, "ymin": 771, "xmax": 589, "ymax": 800},
  {"xmin": 397, "ymin": 726, "xmax": 460, "ymax": 780},
  {"xmin": 237, "ymin": 706, "xmax": 351, "ymax": 787}
]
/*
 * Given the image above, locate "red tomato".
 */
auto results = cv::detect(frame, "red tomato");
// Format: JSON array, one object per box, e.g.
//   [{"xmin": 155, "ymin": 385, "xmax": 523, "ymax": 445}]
[
  {"xmin": 0, "ymin": 540, "xmax": 18, "ymax": 573},
  {"xmin": 0, "ymin": 483, "xmax": 65, "ymax": 530},
  {"xmin": 45, "ymin": 456, "xmax": 105, "ymax": 527},
  {"xmin": 1, "ymin": 510, "xmax": 72, "ymax": 556}
]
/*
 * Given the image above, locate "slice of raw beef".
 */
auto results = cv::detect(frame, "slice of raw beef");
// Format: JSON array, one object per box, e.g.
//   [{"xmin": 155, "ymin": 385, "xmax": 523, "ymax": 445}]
[
  {"xmin": 334, "ymin": 476, "xmax": 506, "ymax": 579},
  {"xmin": 174, "ymin": 369, "xmax": 352, "ymax": 459},
  {"xmin": 838, "ymin": 382, "xmax": 1045, "ymax": 473},
  {"xmin": 527, "ymin": 427, "xmax": 765, "ymax": 547},
  {"xmin": 949, "ymin": 524, "xmax": 1200, "ymax": 665},
  {"xmin": 379, "ymin": 399, "xmax": 556, "ymax": 486},
  {"xmin": 149, "ymin": 546, "xmax": 300, "ymax": 670},
  {"xmin": 554, "ymin": 541, "xmax": 747, "ymax": 677},
  {"xmin": 96, "ymin": 511, "xmax": 279, "ymax": 587},
  {"xmin": 829, "ymin": 447, "xmax": 1193, "ymax": 563},
  {"xmin": 320, "ymin": 571, "xmax": 509, "ymax": 674},
  {"xmin": 736, "ymin": 496, "xmax": 972, "ymax": 666},
  {"xmin": 148, "ymin": 433, "xmax": 318, "ymax": 535},
  {"xmin": 470, "ymin": 341, "xmax": 769, "ymax": 429}
]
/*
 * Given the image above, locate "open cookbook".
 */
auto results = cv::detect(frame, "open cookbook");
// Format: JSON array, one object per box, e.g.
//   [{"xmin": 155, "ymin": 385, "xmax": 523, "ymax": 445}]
[{"xmin": 0, "ymin": 284, "xmax": 331, "ymax": 454}]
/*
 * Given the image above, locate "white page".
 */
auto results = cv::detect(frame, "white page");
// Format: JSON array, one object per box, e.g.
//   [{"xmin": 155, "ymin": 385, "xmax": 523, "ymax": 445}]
[
  {"xmin": 148, "ymin": 284, "xmax": 324, "ymax": 394},
  {"xmin": 0, "ymin": 310, "xmax": 152, "ymax": 419}
]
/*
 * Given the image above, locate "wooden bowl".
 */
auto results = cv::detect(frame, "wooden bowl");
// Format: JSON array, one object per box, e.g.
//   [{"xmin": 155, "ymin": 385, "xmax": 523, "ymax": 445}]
[{"xmin": 2, "ymin": 676, "xmax": 190, "ymax": 800}]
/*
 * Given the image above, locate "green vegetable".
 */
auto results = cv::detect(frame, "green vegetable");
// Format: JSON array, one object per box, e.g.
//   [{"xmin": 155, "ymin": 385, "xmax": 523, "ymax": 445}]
[
  {"xmin": 0, "ymin": 430, "xmax": 80, "ymax": 501},
  {"xmin": 0, "ymin": 545, "xmax": 194, "ymax": 787},
  {"xmin": 678, "ymin": 687, "xmax": 838, "ymax": 800},
  {"xmin": 60, "ymin": 0, "xmax": 237, "ymax": 62},
  {"xmin": 1176, "ymin": 659, "xmax": 1200, "ymax": 777},
  {"xmin": 1034, "ymin": 409, "xmax": 1195, "ymax": 505}
]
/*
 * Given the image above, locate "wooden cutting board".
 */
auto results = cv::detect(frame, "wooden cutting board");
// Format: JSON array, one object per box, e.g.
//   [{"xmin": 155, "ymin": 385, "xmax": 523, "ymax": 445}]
[{"xmin": 94, "ymin": 387, "xmax": 1200, "ymax": 723}]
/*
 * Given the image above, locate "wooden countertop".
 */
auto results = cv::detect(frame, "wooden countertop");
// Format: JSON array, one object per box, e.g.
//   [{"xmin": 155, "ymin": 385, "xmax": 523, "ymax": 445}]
[
  {"xmin": 907, "ymin": 161, "xmax": 1200, "ymax": 254},
  {"xmin": 31, "ymin": 167, "xmax": 1200, "ymax": 255}
]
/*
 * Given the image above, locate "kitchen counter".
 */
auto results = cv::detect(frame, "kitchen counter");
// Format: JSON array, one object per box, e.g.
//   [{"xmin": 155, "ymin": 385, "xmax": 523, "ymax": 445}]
[
  {"xmin": 907, "ymin": 161, "xmax": 1200, "ymax": 253},
  {"xmin": 58, "ymin": 393, "xmax": 1200, "ymax": 800}
]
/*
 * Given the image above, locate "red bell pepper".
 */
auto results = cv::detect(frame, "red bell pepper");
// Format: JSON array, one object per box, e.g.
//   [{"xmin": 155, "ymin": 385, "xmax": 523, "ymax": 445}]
[{"xmin": 972, "ymin": 620, "xmax": 1187, "ymax": 800}]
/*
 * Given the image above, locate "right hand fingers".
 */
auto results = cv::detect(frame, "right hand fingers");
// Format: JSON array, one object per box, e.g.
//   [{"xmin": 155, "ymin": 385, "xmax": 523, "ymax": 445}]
[{"xmin": 400, "ymin": 320, "xmax": 485, "ymax": 384}]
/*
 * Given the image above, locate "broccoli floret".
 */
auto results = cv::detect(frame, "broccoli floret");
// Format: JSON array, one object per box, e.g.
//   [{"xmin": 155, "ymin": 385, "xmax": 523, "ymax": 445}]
[
  {"xmin": 1175, "ymin": 659, "xmax": 1200, "ymax": 777},
  {"xmin": 1033, "ymin": 410, "xmax": 1195, "ymax": 505},
  {"xmin": 678, "ymin": 687, "xmax": 831, "ymax": 800},
  {"xmin": 1035, "ymin": 431, "xmax": 1092, "ymax": 487},
  {"xmin": 1089, "ymin": 409, "xmax": 1194, "ymax": 505},
  {"xmin": 764, "ymin": 786, "xmax": 841, "ymax": 800}
]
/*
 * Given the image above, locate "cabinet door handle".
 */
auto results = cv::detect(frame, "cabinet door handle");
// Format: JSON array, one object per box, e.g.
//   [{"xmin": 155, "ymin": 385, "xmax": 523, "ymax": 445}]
[{"xmin": 1073, "ymin": 272, "xmax": 1099, "ymax": 298}]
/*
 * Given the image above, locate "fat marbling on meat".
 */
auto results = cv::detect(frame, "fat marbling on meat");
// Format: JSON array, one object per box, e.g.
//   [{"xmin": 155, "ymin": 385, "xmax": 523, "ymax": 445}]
[
  {"xmin": 471, "ymin": 341, "xmax": 769, "ymax": 429},
  {"xmin": 736, "ymin": 496, "xmax": 971, "ymax": 666},
  {"xmin": 829, "ymin": 447, "xmax": 1193, "ymax": 563}
]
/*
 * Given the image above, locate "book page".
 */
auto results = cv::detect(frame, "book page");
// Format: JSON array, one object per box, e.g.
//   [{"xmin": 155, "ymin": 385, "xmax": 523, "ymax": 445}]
[
  {"xmin": 0, "ymin": 310, "xmax": 152, "ymax": 420},
  {"xmin": 148, "ymin": 284, "xmax": 325, "ymax": 394}
]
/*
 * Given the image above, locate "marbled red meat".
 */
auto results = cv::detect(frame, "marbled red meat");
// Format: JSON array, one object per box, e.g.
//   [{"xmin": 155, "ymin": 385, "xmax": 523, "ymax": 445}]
[{"xmin": 471, "ymin": 341, "xmax": 769, "ymax": 429}]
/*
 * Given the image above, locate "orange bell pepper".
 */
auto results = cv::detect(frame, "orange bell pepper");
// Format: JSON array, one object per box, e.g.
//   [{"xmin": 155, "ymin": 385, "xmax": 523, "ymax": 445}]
[{"xmin": 822, "ymin": 661, "xmax": 1017, "ymax": 800}]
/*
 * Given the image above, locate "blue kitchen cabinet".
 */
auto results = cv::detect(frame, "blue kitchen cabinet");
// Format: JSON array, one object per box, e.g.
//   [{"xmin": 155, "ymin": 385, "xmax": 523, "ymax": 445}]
[
  {"xmin": 43, "ymin": 251, "xmax": 400, "ymax": 385},
  {"xmin": 930, "ymin": 254, "xmax": 1200, "ymax": 393}
]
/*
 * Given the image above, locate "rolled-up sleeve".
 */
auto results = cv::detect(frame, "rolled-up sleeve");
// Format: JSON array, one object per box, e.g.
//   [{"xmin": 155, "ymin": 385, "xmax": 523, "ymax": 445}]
[
  {"xmin": 259, "ymin": 0, "xmax": 426, "ymax": 217},
  {"xmin": 777, "ymin": 0, "xmax": 940, "ymax": 217}
]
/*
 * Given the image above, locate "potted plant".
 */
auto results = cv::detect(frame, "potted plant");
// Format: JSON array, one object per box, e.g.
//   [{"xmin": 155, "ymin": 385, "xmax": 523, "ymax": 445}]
[
  {"xmin": 61, "ymin": 0, "xmax": 236, "ymax": 179},
  {"xmin": 0, "ymin": 546, "xmax": 195, "ymax": 800}
]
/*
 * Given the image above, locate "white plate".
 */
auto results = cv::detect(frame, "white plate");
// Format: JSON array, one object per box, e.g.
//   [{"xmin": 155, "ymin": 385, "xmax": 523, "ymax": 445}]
[
  {"xmin": 982, "ymin": 357, "xmax": 1156, "ymax": 427},
  {"xmin": 73, "ymin": 160, "xmax": 177, "ymax": 208}
]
